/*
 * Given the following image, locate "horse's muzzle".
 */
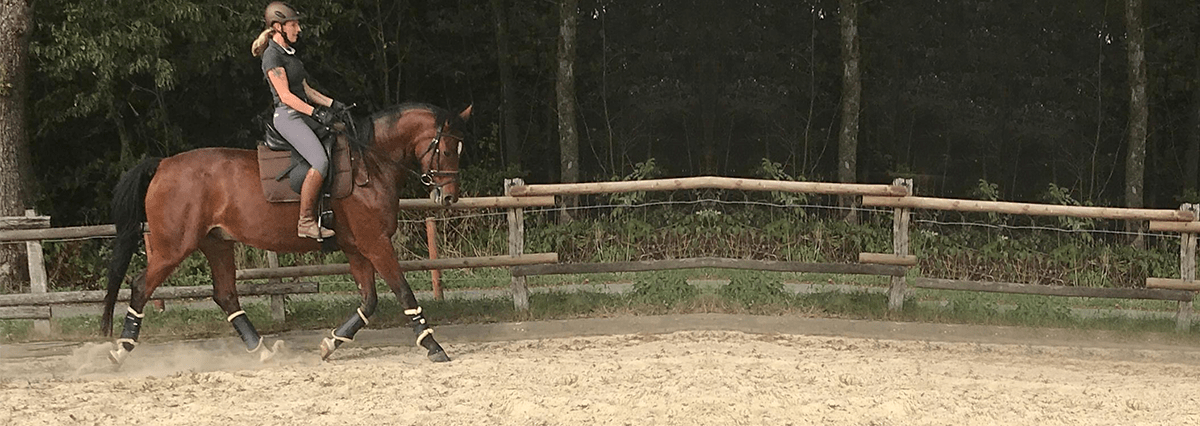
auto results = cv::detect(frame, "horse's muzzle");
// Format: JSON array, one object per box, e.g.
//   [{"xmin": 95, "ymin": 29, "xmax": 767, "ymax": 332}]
[{"xmin": 430, "ymin": 188, "xmax": 458, "ymax": 206}]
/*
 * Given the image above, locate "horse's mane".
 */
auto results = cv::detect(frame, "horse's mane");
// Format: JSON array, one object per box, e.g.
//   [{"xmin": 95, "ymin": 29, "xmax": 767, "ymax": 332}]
[{"xmin": 355, "ymin": 102, "xmax": 467, "ymax": 151}]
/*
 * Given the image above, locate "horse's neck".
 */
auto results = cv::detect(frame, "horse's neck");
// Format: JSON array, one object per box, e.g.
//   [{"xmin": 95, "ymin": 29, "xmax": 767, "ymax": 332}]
[
  {"xmin": 367, "ymin": 109, "xmax": 436, "ymax": 196},
  {"xmin": 362, "ymin": 149, "xmax": 406, "ymax": 197}
]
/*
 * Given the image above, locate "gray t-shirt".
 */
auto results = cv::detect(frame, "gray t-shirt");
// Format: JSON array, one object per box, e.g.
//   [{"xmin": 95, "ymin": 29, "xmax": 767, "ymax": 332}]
[{"xmin": 261, "ymin": 39, "xmax": 309, "ymax": 107}]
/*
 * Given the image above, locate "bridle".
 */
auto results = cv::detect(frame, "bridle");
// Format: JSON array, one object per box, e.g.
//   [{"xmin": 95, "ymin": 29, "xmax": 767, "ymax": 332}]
[{"xmin": 414, "ymin": 124, "xmax": 461, "ymax": 189}]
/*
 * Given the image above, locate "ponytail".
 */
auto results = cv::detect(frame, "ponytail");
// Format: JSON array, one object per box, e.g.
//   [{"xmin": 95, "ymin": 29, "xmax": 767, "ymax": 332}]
[{"xmin": 251, "ymin": 28, "xmax": 276, "ymax": 57}]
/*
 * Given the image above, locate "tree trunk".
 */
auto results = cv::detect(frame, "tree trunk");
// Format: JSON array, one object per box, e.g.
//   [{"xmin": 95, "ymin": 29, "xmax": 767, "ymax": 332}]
[
  {"xmin": 1187, "ymin": 21, "xmax": 1200, "ymax": 195},
  {"xmin": 838, "ymin": 0, "xmax": 861, "ymax": 223},
  {"xmin": 556, "ymin": 0, "xmax": 580, "ymax": 221},
  {"xmin": 490, "ymin": 0, "xmax": 521, "ymax": 169},
  {"xmin": 1125, "ymin": 0, "xmax": 1147, "ymax": 244},
  {"xmin": 698, "ymin": 31, "xmax": 718, "ymax": 175},
  {"xmin": 0, "ymin": 0, "xmax": 33, "ymax": 291}
]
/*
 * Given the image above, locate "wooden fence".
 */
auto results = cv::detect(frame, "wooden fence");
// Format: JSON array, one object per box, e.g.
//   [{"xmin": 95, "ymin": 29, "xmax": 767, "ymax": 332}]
[
  {"xmin": 5, "ymin": 176, "xmax": 1200, "ymax": 333},
  {"xmin": 497, "ymin": 176, "xmax": 1200, "ymax": 330},
  {"xmin": 0, "ymin": 196, "xmax": 558, "ymax": 334}
]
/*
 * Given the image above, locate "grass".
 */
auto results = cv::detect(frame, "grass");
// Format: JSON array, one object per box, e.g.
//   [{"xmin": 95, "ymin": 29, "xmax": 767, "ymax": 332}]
[{"xmin": 5, "ymin": 271, "xmax": 1200, "ymax": 346}]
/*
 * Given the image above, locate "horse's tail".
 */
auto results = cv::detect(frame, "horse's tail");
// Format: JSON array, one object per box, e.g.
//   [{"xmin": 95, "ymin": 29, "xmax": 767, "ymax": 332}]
[{"xmin": 101, "ymin": 157, "xmax": 162, "ymax": 337}]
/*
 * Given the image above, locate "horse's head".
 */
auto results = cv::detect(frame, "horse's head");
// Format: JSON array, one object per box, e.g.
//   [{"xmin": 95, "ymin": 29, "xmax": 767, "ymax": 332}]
[{"xmin": 374, "ymin": 104, "xmax": 472, "ymax": 205}]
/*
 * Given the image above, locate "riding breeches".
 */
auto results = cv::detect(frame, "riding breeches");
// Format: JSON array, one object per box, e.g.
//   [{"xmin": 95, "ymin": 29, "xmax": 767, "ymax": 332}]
[{"xmin": 273, "ymin": 106, "xmax": 330, "ymax": 176}]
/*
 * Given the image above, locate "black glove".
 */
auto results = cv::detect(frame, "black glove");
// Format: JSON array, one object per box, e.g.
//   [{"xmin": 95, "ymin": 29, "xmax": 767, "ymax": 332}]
[
  {"xmin": 331, "ymin": 99, "xmax": 349, "ymax": 112},
  {"xmin": 311, "ymin": 105, "xmax": 337, "ymax": 126}
]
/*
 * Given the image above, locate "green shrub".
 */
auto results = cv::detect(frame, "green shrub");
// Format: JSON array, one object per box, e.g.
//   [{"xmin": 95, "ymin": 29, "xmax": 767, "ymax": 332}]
[
  {"xmin": 629, "ymin": 275, "xmax": 698, "ymax": 307},
  {"xmin": 719, "ymin": 276, "xmax": 789, "ymax": 307}
]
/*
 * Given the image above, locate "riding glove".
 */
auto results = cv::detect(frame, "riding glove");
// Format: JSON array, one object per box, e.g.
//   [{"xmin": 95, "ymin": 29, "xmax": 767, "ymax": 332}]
[{"xmin": 312, "ymin": 105, "xmax": 337, "ymax": 126}]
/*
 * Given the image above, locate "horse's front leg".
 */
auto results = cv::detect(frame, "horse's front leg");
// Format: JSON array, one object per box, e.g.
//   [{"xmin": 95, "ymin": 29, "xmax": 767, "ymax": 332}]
[
  {"xmin": 319, "ymin": 253, "xmax": 379, "ymax": 360},
  {"xmin": 364, "ymin": 243, "xmax": 450, "ymax": 363},
  {"xmin": 386, "ymin": 271, "xmax": 450, "ymax": 362}
]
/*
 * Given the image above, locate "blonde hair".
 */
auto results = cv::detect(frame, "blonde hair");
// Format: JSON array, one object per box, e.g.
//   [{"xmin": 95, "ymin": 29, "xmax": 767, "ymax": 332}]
[{"xmin": 251, "ymin": 28, "xmax": 276, "ymax": 57}]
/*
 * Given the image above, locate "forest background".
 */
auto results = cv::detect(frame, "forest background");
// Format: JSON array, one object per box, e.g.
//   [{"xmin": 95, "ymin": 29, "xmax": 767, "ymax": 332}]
[{"xmin": 1, "ymin": 0, "xmax": 1199, "ymax": 291}]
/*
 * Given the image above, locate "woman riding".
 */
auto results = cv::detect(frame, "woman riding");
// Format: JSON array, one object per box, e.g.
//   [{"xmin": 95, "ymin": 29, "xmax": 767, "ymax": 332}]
[{"xmin": 251, "ymin": 1, "xmax": 344, "ymax": 239}]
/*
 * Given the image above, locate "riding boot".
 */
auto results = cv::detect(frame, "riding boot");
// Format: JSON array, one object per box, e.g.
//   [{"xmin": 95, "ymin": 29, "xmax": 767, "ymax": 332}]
[{"xmin": 298, "ymin": 168, "xmax": 335, "ymax": 239}]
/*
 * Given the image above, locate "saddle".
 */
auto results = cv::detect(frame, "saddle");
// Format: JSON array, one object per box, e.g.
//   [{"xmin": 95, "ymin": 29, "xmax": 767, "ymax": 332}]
[{"xmin": 256, "ymin": 114, "xmax": 368, "ymax": 203}]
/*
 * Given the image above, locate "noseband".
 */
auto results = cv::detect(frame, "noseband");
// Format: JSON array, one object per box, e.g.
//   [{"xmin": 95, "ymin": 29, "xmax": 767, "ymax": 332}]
[{"xmin": 415, "ymin": 125, "xmax": 460, "ymax": 189}]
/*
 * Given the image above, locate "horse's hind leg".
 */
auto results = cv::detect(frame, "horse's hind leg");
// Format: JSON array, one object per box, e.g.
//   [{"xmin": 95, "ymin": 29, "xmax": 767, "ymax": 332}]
[
  {"xmin": 199, "ymin": 235, "xmax": 279, "ymax": 362},
  {"xmin": 319, "ymin": 253, "xmax": 379, "ymax": 360},
  {"xmin": 110, "ymin": 233, "xmax": 191, "ymax": 365}
]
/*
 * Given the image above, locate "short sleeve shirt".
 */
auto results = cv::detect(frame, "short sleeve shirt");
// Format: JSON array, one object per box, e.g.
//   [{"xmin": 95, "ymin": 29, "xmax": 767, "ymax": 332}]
[{"xmin": 261, "ymin": 40, "xmax": 309, "ymax": 107}]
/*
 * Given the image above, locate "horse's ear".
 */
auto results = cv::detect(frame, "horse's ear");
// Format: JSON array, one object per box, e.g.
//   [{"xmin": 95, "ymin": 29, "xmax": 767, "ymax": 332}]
[{"xmin": 458, "ymin": 105, "xmax": 473, "ymax": 121}]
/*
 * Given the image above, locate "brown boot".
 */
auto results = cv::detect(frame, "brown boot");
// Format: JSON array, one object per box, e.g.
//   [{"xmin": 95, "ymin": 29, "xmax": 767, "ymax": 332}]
[{"xmin": 298, "ymin": 168, "xmax": 335, "ymax": 239}]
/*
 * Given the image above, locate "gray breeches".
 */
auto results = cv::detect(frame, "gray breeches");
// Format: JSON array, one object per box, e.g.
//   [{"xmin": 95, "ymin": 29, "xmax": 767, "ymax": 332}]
[{"xmin": 273, "ymin": 106, "xmax": 329, "ymax": 176}]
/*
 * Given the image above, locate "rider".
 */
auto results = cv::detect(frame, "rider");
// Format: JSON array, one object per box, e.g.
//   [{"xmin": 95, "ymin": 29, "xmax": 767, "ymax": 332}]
[{"xmin": 251, "ymin": 1, "xmax": 344, "ymax": 239}]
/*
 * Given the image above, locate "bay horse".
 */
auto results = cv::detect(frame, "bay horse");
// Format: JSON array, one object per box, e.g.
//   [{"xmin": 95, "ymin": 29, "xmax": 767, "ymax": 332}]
[{"xmin": 101, "ymin": 103, "xmax": 470, "ymax": 365}]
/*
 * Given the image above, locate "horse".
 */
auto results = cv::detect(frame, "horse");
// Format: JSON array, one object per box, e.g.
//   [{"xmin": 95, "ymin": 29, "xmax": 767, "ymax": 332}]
[{"xmin": 101, "ymin": 103, "xmax": 471, "ymax": 365}]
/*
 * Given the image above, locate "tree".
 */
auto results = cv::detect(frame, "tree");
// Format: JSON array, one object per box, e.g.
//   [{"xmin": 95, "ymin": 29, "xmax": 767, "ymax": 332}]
[
  {"xmin": 0, "ymin": 0, "xmax": 33, "ymax": 291},
  {"xmin": 556, "ymin": 0, "xmax": 580, "ymax": 220},
  {"xmin": 490, "ymin": 0, "xmax": 522, "ymax": 169},
  {"xmin": 1186, "ymin": 4, "xmax": 1200, "ymax": 195},
  {"xmin": 1125, "ymin": 0, "xmax": 1147, "ymax": 239},
  {"xmin": 837, "ymin": 0, "xmax": 860, "ymax": 221}
]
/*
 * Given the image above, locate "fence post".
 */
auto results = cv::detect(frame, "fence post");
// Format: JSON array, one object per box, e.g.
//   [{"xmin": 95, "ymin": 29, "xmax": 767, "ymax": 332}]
[
  {"xmin": 886, "ymin": 179, "xmax": 913, "ymax": 312},
  {"xmin": 506, "ymin": 178, "xmax": 530, "ymax": 311},
  {"xmin": 426, "ymin": 217, "xmax": 443, "ymax": 300},
  {"xmin": 266, "ymin": 251, "xmax": 287, "ymax": 322},
  {"xmin": 1176, "ymin": 204, "xmax": 1197, "ymax": 331},
  {"xmin": 24, "ymin": 209, "xmax": 51, "ymax": 335}
]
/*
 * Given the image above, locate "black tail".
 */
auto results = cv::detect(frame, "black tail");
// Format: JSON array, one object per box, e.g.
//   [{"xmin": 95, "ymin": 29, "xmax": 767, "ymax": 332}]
[{"xmin": 101, "ymin": 157, "xmax": 162, "ymax": 337}]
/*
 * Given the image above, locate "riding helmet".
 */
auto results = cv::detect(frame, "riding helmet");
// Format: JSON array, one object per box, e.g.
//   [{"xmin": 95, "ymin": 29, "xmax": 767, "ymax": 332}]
[{"xmin": 264, "ymin": 1, "xmax": 301, "ymax": 27}]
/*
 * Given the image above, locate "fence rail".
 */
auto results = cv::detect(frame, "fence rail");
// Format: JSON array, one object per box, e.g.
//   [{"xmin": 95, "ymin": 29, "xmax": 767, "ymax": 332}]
[
  {"xmin": 511, "ymin": 257, "xmax": 906, "ymax": 277},
  {"xmin": 507, "ymin": 176, "xmax": 910, "ymax": 197},
  {"xmin": 0, "ymin": 282, "xmax": 320, "ymax": 307}
]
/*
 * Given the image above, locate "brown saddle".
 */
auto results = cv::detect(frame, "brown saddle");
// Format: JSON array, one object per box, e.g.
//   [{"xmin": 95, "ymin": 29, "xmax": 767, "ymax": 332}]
[{"xmin": 257, "ymin": 124, "xmax": 369, "ymax": 203}]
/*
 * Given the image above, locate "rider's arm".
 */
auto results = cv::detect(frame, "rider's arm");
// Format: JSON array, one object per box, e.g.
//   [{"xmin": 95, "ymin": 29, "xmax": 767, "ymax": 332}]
[
  {"xmin": 266, "ymin": 66, "xmax": 316, "ymax": 115},
  {"xmin": 303, "ymin": 80, "xmax": 335, "ymax": 108}
]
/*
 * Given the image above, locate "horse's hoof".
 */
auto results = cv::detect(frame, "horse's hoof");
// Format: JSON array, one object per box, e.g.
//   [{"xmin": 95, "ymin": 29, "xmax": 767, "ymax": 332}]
[
  {"xmin": 108, "ymin": 346, "xmax": 129, "ymax": 366},
  {"xmin": 319, "ymin": 337, "xmax": 337, "ymax": 361},
  {"xmin": 428, "ymin": 350, "xmax": 451, "ymax": 363},
  {"xmin": 254, "ymin": 340, "xmax": 284, "ymax": 363}
]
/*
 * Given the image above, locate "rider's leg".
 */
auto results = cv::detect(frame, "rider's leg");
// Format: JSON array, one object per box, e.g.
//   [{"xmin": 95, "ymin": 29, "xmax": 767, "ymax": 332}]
[
  {"xmin": 298, "ymin": 168, "xmax": 334, "ymax": 239},
  {"xmin": 273, "ymin": 107, "xmax": 333, "ymax": 239}
]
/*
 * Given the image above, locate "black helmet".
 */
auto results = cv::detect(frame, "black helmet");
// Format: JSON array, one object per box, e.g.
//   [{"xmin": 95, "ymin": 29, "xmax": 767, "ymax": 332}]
[{"xmin": 264, "ymin": 1, "xmax": 301, "ymax": 27}]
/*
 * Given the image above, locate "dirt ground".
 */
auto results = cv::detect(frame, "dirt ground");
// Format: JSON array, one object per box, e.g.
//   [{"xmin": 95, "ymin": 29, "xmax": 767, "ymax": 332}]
[{"xmin": 4, "ymin": 314, "xmax": 1200, "ymax": 425}]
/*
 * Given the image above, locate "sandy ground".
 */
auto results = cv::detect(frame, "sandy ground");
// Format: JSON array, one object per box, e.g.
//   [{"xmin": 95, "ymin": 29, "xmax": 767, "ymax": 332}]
[{"xmin": 4, "ymin": 314, "xmax": 1200, "ymax": 425}]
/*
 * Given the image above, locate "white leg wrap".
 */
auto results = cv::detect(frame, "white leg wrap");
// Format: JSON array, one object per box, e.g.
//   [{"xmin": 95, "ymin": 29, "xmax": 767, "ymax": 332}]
[
  {"xmin": 416, "ymin": 328, "xmax": 434, "ymax": 346},
  {"xmin": 330, "ymin": 330, "xmax": 353, "ymax": 343},
  {"xmin": 226, "ymin": 310, "xmax": 247, "ymax": 322},
  {"xmin": 404, "ymin": 307, "xmax": 422, "ymax": 316},
  {"xmin": 357, "ymin": 308, "xmax": 370, "ymax": 326},
  {"xmin": 126, "ymin": 307, "xmax": 145, "ymax": 318},
  {"xmin": 246, "ymin": 336, "xmax": 264, "ymax": 353}
]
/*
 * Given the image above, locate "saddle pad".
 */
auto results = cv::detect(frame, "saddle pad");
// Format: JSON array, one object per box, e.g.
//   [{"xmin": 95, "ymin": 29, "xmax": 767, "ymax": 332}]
[{"xmin": 257, "ymin": 135, "xmax": 355, "ymax": 203}]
